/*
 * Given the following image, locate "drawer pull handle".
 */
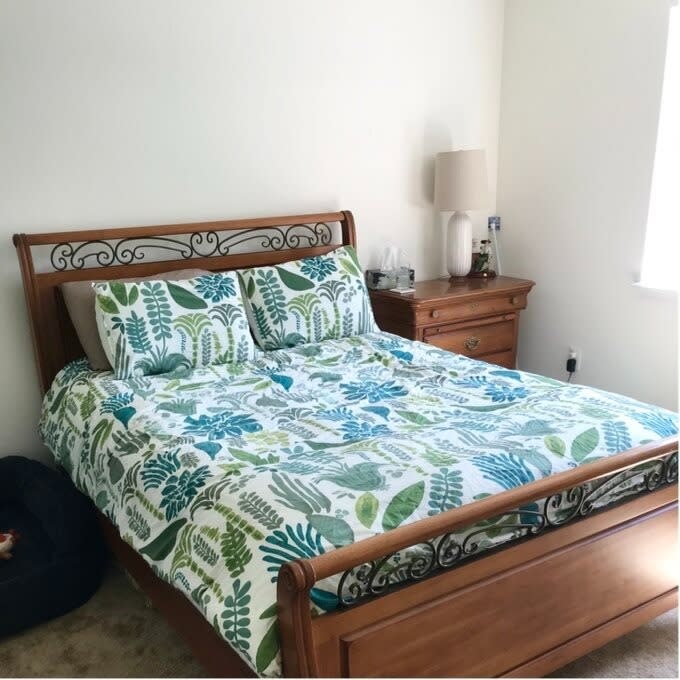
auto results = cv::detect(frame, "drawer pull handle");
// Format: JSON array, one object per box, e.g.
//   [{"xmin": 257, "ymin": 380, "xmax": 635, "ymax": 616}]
[
  {"xmin": 464, "ymin": 336, "xmax": 481, "ymax": 351},
  {"xmin": 511, "ymin": 296, "xmax": 519, "ymax": 305},
  {"xmin": 431, "ymin": 310, "xmax": 440, "ymax": 319}
]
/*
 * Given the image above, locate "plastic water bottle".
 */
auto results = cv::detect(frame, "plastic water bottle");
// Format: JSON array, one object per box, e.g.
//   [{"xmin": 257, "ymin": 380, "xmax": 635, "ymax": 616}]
[{"xmin": 488, "ymin": 216, "xmax": 502, "ymax": 276}]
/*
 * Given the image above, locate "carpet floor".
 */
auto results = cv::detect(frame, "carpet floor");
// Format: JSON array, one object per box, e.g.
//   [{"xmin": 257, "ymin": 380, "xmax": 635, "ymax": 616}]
[{"xmin": 1, "ymin": 565, "xmax": 677, "ymax": 678}]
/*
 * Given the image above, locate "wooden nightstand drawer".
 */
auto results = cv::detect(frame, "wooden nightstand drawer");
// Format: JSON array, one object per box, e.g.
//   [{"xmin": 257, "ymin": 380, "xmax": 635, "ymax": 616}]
[
  {"xmin": 416, "ymin": 292, "xmax": 527, "ymax": 326},
  {"xmin": 423, "ymin": 317, "xmax": 515, "ymax": 357},
  {"xmin": 369, "ymin": 276, "xmax": 534, "ymax": 370},
  {"xmin": 477, "ymin": 350, "xmax": 516, "ymax": 368}
]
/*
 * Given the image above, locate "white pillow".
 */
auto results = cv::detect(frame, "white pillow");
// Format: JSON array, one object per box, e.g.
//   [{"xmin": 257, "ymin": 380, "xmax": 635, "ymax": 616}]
[
  {"xmin": 238, "ymin": 245, "xmax": 377, "ymax": 350},
  {"xmin": 94, "ymin": 272, "xmax": 256, "ymax": 378}
]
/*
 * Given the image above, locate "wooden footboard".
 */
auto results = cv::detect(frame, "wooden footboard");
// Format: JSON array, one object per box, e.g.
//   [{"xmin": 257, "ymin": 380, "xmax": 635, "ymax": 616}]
[{"xmin": 278, "ymin": 439, "xmax": 678, "ymax": 677}]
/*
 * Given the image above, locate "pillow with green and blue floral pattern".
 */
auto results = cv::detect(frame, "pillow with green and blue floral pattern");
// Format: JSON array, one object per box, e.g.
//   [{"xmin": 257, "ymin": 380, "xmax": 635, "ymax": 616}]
[
  {"xmin": 238, "ymin": 245, "xmax": 377, "ymax": 350},
  {"xmin": 94, "ymin": 273, "xmax": 256, "ymax": 379}
]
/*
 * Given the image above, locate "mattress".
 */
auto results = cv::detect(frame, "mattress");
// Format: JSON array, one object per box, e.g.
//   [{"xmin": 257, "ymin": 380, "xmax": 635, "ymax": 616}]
[{"xmin": 39, "ymin": 331, "xmax": 678, "ymax": 676}]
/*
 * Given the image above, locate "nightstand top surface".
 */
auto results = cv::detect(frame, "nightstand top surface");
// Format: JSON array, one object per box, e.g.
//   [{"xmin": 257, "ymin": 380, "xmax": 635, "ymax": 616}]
[{"xmin": 368, "ymin": 275, "xmax": 535, "ymax": 305}]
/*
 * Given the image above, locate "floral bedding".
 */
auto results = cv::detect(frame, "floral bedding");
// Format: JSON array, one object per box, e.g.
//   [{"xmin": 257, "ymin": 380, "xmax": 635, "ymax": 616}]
[
  {"xmin": 94, "ymin": 273, "xmax": 255, "ymax": 379},
  {"xmin": 238, "ymin": 245, "xmax": 376, "ymax": 350},
  {"xmin": 39, "ymin": 332, "xmax": 678, "ymax": 676}
]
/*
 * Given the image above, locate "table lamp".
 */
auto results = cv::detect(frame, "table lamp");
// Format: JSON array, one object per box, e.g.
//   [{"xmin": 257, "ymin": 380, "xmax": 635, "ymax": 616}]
[{"xmin": 434, "ymin": 149, "xmax": 489, "ymax": 279}]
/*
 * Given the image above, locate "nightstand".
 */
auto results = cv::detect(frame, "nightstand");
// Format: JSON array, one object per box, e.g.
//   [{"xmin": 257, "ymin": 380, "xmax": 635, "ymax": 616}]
[{"xmin": 369, "ymin": 276, "xmax": 535, "ymax": 368}]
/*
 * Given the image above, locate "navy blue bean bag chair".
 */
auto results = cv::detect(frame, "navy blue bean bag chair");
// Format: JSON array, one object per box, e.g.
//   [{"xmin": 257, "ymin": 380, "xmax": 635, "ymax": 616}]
[{"xmin": 0, "ymin": 456, "xmax": 106, "ymax": 638}]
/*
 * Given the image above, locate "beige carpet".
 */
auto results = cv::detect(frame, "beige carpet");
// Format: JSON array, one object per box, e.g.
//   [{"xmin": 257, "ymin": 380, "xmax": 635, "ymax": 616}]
[{"xmin": 1, "ymin": 565, "xmax": 677, "ymax": 678}]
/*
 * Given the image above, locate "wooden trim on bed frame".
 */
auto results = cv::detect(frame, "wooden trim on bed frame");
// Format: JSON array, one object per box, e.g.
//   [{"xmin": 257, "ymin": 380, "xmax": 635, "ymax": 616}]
[{"xmin": 14, "ymin": 211, "xmax": 678, "ymax": 678}]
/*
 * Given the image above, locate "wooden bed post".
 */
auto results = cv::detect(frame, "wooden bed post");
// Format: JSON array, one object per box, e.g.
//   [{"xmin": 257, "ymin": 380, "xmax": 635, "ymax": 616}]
[
  {"xmin": 277, "ymin": 560, "xmax": 319, "ymax": 677},
  {"xmin": 13, "ymin": 233, "xmax": 50, "ymax": 393},
  {"xmin": 340, "ymin": 211, "xmax": 356, "ymax": 250}
]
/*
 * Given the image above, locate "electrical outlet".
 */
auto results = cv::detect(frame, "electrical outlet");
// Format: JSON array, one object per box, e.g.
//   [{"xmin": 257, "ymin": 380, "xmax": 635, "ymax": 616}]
[{"xmin": 568, "ymin": 347, "xmax": 582, "ymax": 372}]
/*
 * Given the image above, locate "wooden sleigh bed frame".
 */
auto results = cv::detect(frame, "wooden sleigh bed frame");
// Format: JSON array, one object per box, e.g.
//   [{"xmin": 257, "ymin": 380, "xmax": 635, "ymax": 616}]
[{"xmin": 14, "ymin": 210, "xmax": 678, "ymax": 678}]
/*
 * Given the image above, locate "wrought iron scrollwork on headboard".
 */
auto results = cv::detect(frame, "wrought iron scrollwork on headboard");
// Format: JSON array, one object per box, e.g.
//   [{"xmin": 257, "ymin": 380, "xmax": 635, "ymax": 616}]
[{"xmin": 49, "ymin": 222, "xmax": 334, "ymax": 271}]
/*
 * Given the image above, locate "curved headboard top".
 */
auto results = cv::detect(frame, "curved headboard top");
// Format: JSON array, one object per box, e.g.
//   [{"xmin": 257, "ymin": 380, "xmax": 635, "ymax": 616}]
[{"xmin": 14, "ymin": 210, "xmax": 356, "ymax": 393}]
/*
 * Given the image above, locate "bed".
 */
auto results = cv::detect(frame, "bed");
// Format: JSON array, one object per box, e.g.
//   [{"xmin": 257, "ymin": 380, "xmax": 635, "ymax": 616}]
[{"xmin": 14, "ymin": 211, "xmax": 678, "ymax": 678}]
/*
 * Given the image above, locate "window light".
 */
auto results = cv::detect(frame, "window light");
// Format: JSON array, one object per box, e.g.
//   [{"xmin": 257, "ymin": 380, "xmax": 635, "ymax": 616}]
[{"xmin": 639, "ymin": 3, "xmax": 679, "ymax": 292}]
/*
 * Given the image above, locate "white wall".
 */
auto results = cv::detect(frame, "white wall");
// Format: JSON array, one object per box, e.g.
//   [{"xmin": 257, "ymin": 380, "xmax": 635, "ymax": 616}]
[
  {"xmin": 497, "ymin": 0, "xmax": 678, "ymax": 410},
  {"xmin": 0, "ymin": 0, "xmax": 505, "ymax": 461}
]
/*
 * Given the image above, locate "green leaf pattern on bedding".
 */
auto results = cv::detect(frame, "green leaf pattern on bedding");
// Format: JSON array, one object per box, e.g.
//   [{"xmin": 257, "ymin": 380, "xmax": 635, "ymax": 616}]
[
  {"xmin": 39, "ymin": 332, "xmax": 677, "ymax": 676},
  {"xmin": 238, "ymin": 246, "xmax": 377, "ymax": 350},
  {"xmin": 94, "ymin": 274, "xmax": 256, "ymax": 379}
]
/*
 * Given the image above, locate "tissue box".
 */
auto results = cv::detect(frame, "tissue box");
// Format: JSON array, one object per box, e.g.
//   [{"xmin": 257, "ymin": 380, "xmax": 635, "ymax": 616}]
[{"xmin": 365, "ymin": 269, "xmax": 415, "ymax": 290}]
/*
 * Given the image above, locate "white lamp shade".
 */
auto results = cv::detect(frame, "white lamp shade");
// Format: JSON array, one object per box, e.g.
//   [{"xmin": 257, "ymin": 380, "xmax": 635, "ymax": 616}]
[{"xmin": 434, "ymin": 149, "xmax": 489, "ymax": 211}]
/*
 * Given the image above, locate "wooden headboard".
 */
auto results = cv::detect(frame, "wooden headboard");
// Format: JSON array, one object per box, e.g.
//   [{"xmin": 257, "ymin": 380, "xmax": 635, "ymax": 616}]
[{"xmin": 14, "ymin": 210, "xmax": 356, "ymax": 394}]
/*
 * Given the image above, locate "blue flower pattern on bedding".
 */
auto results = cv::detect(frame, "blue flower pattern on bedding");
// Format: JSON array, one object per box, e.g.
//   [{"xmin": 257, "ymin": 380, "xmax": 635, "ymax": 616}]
[
  {"xmin": 194, "ymin": 273, "xmax": 237, "ymax": 302},
  {"xmin": 299, "ymin": 255, "xmax": 338, "ymax": 281},
  {"xmin": 183, "ymin": 412, "xmax": 263, "ymax": 440},
  {"xmin": 340, "ymin": 379, "xmax": 409, "ymax": 403},
  {"xmin": 484, "ymin": 383, "xmax": 529, "ymax": 402},
  {"xmin": 38, "ymin": 331, "xmax": 678, "ymax": 676}
]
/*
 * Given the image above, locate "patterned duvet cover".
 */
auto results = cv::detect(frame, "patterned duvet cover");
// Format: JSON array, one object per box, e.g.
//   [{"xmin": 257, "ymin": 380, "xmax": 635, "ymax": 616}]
[{"xmin": 39, "ymin": 332, "xmax": 678, "ymax": 676}]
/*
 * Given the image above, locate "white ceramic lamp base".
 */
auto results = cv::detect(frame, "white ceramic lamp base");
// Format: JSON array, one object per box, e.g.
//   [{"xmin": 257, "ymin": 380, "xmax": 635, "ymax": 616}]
[{"xmin": 446, "ymin": 210, "xmax": 472, "ymax": 279}]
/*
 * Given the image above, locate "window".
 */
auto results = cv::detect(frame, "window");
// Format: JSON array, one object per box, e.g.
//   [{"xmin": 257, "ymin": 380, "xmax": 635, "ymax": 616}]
[{"xmin": 639, "ymin": 3, "xmax": 679, "ymax": 291}]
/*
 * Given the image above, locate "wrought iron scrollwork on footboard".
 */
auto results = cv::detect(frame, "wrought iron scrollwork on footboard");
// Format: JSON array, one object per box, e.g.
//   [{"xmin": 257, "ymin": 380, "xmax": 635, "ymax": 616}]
[
  {"xmin": 336, "ymin": 450, "xmax": 678, "ymax": 607},
  {"xmin": 50, "ymin": 222, "xmax": 334, "ymax": 271}
]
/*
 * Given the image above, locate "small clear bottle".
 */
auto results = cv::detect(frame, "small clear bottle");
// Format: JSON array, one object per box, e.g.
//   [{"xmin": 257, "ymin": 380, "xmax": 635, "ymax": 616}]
[
  {"xmin": 487, "ymin": 217, "xmax": 502, "ymax": 276},
  {"xmin": 395, "ymin": 249, "xmax": 412, "ymax": 290}
]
